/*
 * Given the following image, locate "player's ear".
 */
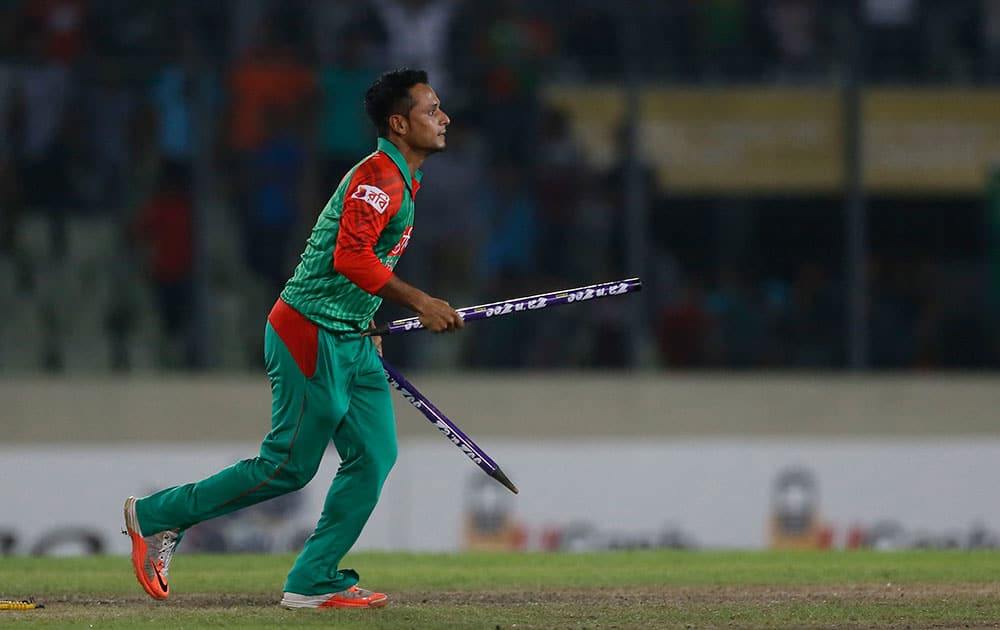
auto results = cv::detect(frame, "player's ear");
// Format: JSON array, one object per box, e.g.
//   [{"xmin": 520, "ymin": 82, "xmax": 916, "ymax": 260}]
[{"xmin": 388, "ymin": 113, "xmax": 408, "ymax": 135}]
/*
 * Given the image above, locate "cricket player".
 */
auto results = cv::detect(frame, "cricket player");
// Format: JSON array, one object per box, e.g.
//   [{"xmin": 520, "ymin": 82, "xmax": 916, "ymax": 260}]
[{"xmin": 123, "ymin": 69, "xmax": 463, "ymax": 609}]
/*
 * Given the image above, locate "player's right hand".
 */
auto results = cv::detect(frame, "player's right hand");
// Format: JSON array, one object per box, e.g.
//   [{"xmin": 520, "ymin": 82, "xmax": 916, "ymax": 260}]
[{"xmin": 417, "ymin": 297, "xmax": 464, "ymax": 333}]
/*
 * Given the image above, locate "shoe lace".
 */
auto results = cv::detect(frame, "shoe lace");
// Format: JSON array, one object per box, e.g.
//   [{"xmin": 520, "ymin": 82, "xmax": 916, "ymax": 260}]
[{"xmin": 155, "ymin": 531, "xmax": 178, "ymax": 576}]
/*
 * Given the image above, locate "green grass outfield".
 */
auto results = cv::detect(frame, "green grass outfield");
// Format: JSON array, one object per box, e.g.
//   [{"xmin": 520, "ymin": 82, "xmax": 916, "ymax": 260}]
[{"xmin": 1, "ymin": 550, "xmax": 998, "ymax": 629}]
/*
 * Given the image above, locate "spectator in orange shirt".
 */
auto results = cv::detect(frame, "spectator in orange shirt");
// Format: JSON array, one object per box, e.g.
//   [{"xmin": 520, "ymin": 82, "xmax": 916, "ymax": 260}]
[{"xmin": 227, "ymin": 19, "xmax": 316, "ymax": 155}]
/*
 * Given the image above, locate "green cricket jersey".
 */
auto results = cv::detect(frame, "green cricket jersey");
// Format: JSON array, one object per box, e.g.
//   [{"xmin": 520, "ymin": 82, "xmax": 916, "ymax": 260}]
[{"xmin": 280, "ymin": 138, "xmax": 422, "ymax": 332}]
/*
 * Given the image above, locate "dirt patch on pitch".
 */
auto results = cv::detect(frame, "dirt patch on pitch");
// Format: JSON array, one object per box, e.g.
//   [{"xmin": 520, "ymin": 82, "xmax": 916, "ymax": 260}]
[
  {"xmin": 25, "ymin": 585, "xmax": 1000, "ymax": 629},
  {"xmin": 396, "ymin": 582, "xmax": 1000, "ymax": 606},
  {"xmin": 48, "ymin": 593, "xmax": 280, "ymax": 608},
  {"xmin": 50, "ymin": 583, "xmax": 999, "ymax": 608}
]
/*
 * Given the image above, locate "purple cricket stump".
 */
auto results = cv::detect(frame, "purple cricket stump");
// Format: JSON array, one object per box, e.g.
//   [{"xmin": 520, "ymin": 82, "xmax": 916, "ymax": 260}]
[
  {"xmin": 364, "ymin": 277, "xmax": 643, "ymax": 336},
  {"xmin": 381, "ymin": 357, "xmax": 519, "ymax": 494}
]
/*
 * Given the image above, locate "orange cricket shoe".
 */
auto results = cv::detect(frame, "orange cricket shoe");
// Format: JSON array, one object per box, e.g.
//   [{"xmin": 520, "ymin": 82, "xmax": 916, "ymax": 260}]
[
  {"xmin": 280, "ymin": 586, "xmax": 389, "ymax": 609},
  {"xmin": 122, "ymin": 496, "xmax": 179, "ymax": 600}
]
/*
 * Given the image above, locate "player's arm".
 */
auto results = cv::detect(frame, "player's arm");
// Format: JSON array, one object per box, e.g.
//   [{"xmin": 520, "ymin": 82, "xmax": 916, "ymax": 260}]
[
  {"xmin": 333, "ymin": 170, "xmax": 462, "ymax": 333},
  {"xmin": 377, "ymin": 275, "xmax": 463, "ymax": 333}
]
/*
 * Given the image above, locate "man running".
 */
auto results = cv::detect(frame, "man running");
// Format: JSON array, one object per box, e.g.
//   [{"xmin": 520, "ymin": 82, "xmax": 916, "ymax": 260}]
[{"xmin": 123, "ymin": 68, "xmax": 463, "ymax": 609}]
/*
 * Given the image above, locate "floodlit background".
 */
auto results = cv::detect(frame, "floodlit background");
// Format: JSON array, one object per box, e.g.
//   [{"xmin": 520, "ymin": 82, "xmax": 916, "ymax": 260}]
[{"xmin": 1, "ymin": 0, "xmax": 999, "ymax": 557}]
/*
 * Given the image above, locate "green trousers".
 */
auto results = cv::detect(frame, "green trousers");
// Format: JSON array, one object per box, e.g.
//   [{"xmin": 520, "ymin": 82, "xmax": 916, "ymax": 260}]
[{"xmin": 135, "ymin": 320, "xmax": 397, "ymax": 595}]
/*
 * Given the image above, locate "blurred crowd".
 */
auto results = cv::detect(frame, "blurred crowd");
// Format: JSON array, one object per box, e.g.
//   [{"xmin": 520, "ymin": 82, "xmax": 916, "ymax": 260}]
[{"xmin": 1, "ymin": 0, "xmax": 999, "ymax": 372}]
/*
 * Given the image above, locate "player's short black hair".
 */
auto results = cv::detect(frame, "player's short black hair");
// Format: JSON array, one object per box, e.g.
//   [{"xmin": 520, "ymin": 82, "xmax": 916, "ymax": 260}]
[{"xmin": 365, "ymin": 69, "xmax": 429, "ymax": 137}]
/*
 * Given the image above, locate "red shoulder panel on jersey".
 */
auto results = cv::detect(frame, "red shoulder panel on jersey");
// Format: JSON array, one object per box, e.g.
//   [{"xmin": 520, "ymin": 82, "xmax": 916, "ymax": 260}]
[{"xmin": 333, "ymin": 154, "xmax": 406, "ymax": 293}]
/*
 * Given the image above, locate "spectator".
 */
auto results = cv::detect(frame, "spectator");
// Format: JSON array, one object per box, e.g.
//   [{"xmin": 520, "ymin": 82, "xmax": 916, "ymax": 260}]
[
  {"xmin": 228, "ymin": 0, "xmax": 271, "ymax": 60},
  {"xmin": 657, "ymin": 282, "xmax": 711, "ymax": 367},
  {"xmin": 587, "ymin": 297, "xmax": 632, "ymax": 367},
  {"xmin": 87, "ymin": 60, "xmax": 137, "ymax": 214},
  {"xmin": 87, "ymin": 1, "xmax": 167, "ymax": 78},
  {"xmin": 862, "ymin": 257, "xmax": 903, "ymax": 366},
  {"xmin": 226, "ymin": 14, "xmax": 315, "ymax": 283},
  {"xmin": 307, "ymin": 2, "xmax": 384, "ymax": 64},
  {"xmin": 549, "ymin": 0, "xmax": 620, "ymax": 80},
  {"xmin": 694, "ymin": 0, "xmax": 755, "ymax": 81},
  {"xmin": 16, "ymin": 22, "xmax": 73, "ymax": 190},
  {"xmin": 705, "ymin": 266, "xmax": 767, "ymax": 367},
  {"xmin": 408, "ymin": 120, "xmax": 488, "ymax": 297},
  {"xmin": 226, "ymin": 17, "xmax": 315, "ymax": 158},
  {"xmin": 315, "ymin": 25, "xmax": 381, "ymax": 205},
  {"xmin": 571, "ymin": 171, "xmax": 616, "ymax": 282},
  {"xmin": 133, "ymin": 161, "xmax": 196, "ymax": 368},
  {"xmin": 763, "ymin": 0, "xmax": 829, "ymax": 84},
  {"xmin": 371, "ymin": 0, "xmax": 460, "ymax": 97},
  {"xmin": 16, "ymin": 22, "xmax": 75, "ymax": 256},
  {"xmin": 919, "ymin": 2, "xmax": 972, "ymax": 81},
  {"xmin": 602, "ymin": 120, "xmax": 658, "ymax": 279},
  {"xmin": 477, "ymin": 157, "xmax": 539, "ymax": 287},
  {"xmin": 534, "ymin": 106, "xmax": 585, "ymax": 282},
  {"xmin": 860, "ymin": 0, "xmax": 923, "ymax": 82},
  {"xmin": 149, "ymin": 18, "xmax": 202, "ymax": 168},
  {"xmin": 0, "ymin": 5, "xmax": 19, "ymax": 256},
  {"xmin": 983, "ymin": 0, "xmax": 1000, "ymax": 80},
  {"xmin": 23, "ymin": 0, "xmax": 86, "ymax": 65},
  {"xmin": 243, "ymin": 107, "xmax": 306, "ymax": 298},
  {"xmin": 781, "ymin": 261, "xmax": 843, "ymax": 367},
  {"xmin": 470, "ymin": 0, "xmax": 555, "ymax": 161}
]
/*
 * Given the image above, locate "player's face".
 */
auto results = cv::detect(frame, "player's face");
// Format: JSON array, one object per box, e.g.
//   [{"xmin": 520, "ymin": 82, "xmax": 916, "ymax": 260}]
[{"xmin": 403, "ymin": 83, "xmax": 450, "ymax": 153}]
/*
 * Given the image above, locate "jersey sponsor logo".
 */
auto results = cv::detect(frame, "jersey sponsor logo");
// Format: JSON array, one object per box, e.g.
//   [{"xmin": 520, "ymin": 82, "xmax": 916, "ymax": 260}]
[
  {"xmin": 389, "ymin": 225, "xmax": 413, "ymax": 256},
  {"xmin": 351, "ymin": 184, "xmax": 391, "ymax": 214}
]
